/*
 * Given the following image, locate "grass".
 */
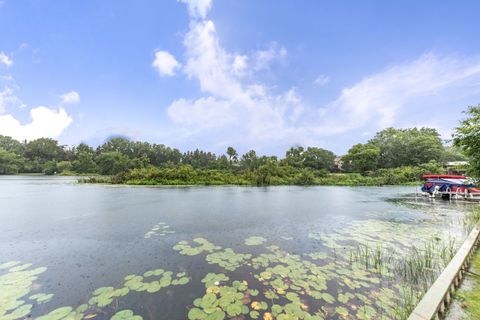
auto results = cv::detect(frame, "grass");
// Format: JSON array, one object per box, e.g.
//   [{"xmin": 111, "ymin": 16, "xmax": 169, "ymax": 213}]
[
  {"xmin": 347, "ymin": 235, "xmax": 464, "ymax": 319},
  {"xmin": 454, "ymin": 249, "xmax": 480, "ymax": 319}
]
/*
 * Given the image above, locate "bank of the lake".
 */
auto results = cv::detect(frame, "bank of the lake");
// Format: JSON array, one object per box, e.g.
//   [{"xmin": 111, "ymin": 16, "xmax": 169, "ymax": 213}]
[{"xmin": 81, "ymin": 165, "xmax": 430, "ymax": 186}]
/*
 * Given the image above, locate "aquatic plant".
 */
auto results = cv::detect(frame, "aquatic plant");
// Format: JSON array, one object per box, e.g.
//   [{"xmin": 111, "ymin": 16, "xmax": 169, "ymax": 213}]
[
  {"xmin": 173, "ymin": 238, "xmax": 221, "ymax": 256},
  {"xmin": 0, "ymin": 259, "xmax": 190, "ymax": 320},
  {"xmin": 0, "ymin": 261, "xmax": 48, "ymax": 320},
  {"xmin": 206, "ymin": 249, "xmax": 252, "ymax": 271},
  {"xmin": 188, "ymin": 280, "xmax": 252, "ymax": 320},
  {"xmin": 144, "ymin": 222, "xmax": 175, "ymax": 239},
  {"xmin": 111, "ymin": 309, "xmax": 143, "ymax": 320},
  {"xmin": 244, "ymin": 236, "xmax": 267, "ymax": 246},
  {"xmin": 201, "ymin": 273, "xmax": 229, "ymax": 288},
  {"xmin": 29, "ymin": 293, "xmax": 54, "ymax": 304}
]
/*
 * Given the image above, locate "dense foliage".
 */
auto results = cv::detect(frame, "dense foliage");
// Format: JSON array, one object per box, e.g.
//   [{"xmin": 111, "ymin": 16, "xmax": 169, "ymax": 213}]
[
  {"xmin": 0, "ymin": 124, "xmax": 466, "ymax": 185},
  {"xmin": 341, "ymin": 127, "xmax": 460, "ymax": 173},
  {"xmin": 453, "ymin": 105, "xmax": 480, "ymax": 177}
]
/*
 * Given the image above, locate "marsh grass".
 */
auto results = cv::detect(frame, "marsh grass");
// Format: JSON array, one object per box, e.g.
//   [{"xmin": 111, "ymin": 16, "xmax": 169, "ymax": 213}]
[
  {"xmin": 463, "ymin": 207, "xmax": 480, "ymax": 232},
  {"xmin": 346, "ymin": 235, "xmax": 462, "ymax": 319}
]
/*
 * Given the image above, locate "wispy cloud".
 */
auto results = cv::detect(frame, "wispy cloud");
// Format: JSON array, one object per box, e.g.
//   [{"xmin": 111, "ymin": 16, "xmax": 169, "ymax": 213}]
[
  {"xmin": 60, "ymin": 91, "xmax": 80, "ymax": 104},
  {"xmin": 319, "ymin": 53, "xmax": 480, "ymax": 135},
  {"xmin": 0, "ymin": 52, "xmax": 13, "ymax": 67},
  {"xmin": 314, "ymin": 74, "xmax": 330, "ymax": 87},
  {"xmin": 0, "ymin": 86, "xmax": 21, "ymax": 113}
]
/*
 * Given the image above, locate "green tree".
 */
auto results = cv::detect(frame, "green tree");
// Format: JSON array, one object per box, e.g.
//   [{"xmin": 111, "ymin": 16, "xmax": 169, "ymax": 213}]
[
  {"xmin": 57, "ymin": 161, "xmax": 73, "ymax": 174},
  {"xmin": 97, "ymin": 137, "xmax": 134, "ymax": 156},
  {"xmin": 216, "ymin": 155, "xmax": 229, "ymax": 170},
  {"xmin": 182, "ymin": 149, "xmax": 217, "ymax": 169},
  {"xmin": 149, "ymin": 144, "xmax": 182, "ymax": 166},
  {"xmin": 254, "ymin": 158, "xmax": 279, "ymax": 185},
  {"xmin": 370, "ymin": 127, "xmax": 444, "ymax": 168},
  {"xmin": 72, "ymin": 144, "xmax": 98, "ymax": 174},
  {"xmin": 0, "ymin": 135, "xmax": 24, "ymax": 155},
  {"xmin": 226, "ymin": 147, "xmax": 238, "ymax": 163},
  {"xmin": 96, "ymin": 151, "xmax": 131, "ymax": 175},
  {"xmin": 453, "ymin": 105, "xmax": 480, "ymax": 176},
  {"xmin": 24, "ymin": 138, "xmax": 65, "ymax": 162},
  {"xmin": 285, "ymin": 146, "xmax": 304, "ymax": 168},
  {"xmin": 240, "ymin": 150, "xmax": 259, "ymax": 170},
  {"xmin": 43, "ymin": 160, "xmax": 58, "ymax": 175},
  {"xmin": 342, "ymin": 144, "xmax": 381, "ymax": 173},
  {"xmin": 303, "ymin": 147, "xmax": 335, "ymax": 170},
  {"xmin": 0, "ymin": 148, "xmax": 23, "ymax": 174},
  {"xmin": 441, "ymin": 145, "xmax": 467, "ymax": 162}
]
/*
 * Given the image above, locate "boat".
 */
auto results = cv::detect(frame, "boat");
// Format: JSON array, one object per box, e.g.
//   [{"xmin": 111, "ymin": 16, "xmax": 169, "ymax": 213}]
[{"xmin": 421, "ymin": 174, "xmax": 480, "ymax": 201}]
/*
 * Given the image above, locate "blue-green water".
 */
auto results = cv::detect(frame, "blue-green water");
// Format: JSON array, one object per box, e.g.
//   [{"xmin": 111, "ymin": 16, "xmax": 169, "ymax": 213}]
[{"xmin": 0, "ymin": 176, "xmax": 475, "ymax": 320}]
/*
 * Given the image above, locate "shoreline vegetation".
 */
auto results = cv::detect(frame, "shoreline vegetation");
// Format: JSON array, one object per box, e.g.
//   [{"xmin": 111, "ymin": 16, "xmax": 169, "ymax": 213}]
[
  {"xmin": 0, "ymin": 126, "xmax": 470, "ymax": 186},
  {"xmin": 81, "ymin": 166, "xmax": 436, "ymax": 186}
]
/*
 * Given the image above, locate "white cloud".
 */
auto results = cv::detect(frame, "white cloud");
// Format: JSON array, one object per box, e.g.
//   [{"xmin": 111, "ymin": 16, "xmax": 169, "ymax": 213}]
[
  {"xmin": 0, "ymin": 106, "xmax": 72, "ymax": 141},
  {"xmin": 152, "ymin": 50, "xmax": 181, "ymax": 77},
  {"xmin": 232, "ymin": 55, "xmax": 248, "ymax": 76},
  {"xmin": 60, "ymin": 91, "xmax": 80, "ymax": 104},
  {"xmin": 165, "ymin": 0, "xmax": 480, "ymax": 153},
  {"xmin": 0, "ymin": 52, "xmax": 13, "ymax": 67},
  {"xmin": 319, "ymin": 53, "xmax": 480, "ymax": 134},
  {"xmin": 178, "ymin": 0, "xmax": 212, "ymax": 19},
  {"xmin": 168, "ymin": 97, "xmax": 234, "ymax": 128},
  {"xmin": 167, "ymin": 16, "xmax": 306, "ymax": 145},
  {"xmin": 314, "ymin": 74, "xmax": 330, "ymax": 87}
]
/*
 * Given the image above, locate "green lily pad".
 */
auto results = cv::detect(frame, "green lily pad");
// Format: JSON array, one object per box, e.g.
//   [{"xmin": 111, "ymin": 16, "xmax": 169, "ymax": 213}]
[
  {"xmin": 244, "ymin": 236, "xmax": 266, "ymax": 246},
  {"xmin": 111, "ymin": 309, "xmax": 143, "ymax": 320}
]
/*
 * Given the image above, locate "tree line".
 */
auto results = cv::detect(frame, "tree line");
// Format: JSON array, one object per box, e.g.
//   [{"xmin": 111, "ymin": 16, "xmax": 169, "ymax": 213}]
[{"xmin": 1, "ymin": 104, "xmax": 478, "ymax": 185}]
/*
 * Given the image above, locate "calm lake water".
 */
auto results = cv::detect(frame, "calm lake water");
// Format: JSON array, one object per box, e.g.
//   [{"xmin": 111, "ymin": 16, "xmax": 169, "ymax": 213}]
[{"xmin": 0, "ymin": 176, "xmax": 476, "ymax": 320}]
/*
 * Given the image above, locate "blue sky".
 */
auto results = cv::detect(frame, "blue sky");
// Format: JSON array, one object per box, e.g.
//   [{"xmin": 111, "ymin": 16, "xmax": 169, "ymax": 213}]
[{"xmin": 1, "ymin": 0, "xmax": 480, "ymax": 156}]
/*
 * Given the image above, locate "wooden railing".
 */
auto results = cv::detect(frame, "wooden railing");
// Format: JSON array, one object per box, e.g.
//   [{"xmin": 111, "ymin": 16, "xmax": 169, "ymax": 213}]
[{"xmin": 408, "ymin": 227, "xmax": 480, "ymax": 320}]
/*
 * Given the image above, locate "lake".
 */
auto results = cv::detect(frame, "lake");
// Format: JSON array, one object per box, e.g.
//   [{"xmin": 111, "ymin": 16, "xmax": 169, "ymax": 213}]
[{"xmin": 0, "ymin": 176, "xmax": 476, "ymax": 320}]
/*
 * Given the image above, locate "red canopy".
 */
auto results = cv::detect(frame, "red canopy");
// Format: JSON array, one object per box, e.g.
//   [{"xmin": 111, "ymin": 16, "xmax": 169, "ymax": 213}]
[{"xmin": 422, "ymin": 174, "xmax": 467, "ymax": 180}]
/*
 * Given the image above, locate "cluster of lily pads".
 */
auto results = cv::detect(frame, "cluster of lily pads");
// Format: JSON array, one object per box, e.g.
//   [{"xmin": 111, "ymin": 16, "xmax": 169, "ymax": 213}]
[
  {"xmin": 173, "ymin": 238, "xmax": 221, "ymax": 256},
  {"xmin": 189, "ymin": 273, "xmax": 270, "ymax": 320},
  {"xmin": 244, "ymin": 237, "xmax": 267, "ymax": 246},
  {"xmin": 1, "ymin": 214, "xmax": 467, "ymax": 320},
  {"xmin": 206, "ymin": 249, "xmax": 252, "ymax": 271},
  {"xmin": 144, "ymin": 222, "xmax": 175, "ymax": 239},
  {"xmin": 0, "ymin": 260, "xmax": 49, "ymax": 320},
  {"xmin": 0, "ymin": 259, "xmax": 190, "ymax": 320},
  {"xmin": 172, "ymin": 220, "xmax": 465, "ymax": 320},
  {"xmin": 171, "ymin": 235, "xmax": 408, "ymax": 319}
]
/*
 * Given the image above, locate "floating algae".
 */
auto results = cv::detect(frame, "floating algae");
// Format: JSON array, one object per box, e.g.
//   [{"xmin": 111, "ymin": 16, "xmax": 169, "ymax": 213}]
[
  {"xmin": 244, "ymin": 236, "xmax": 267, "ymax": 246},
  {"xmin": 144, "ymin": 222, "xmax": 175, "ymax": 239}
]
